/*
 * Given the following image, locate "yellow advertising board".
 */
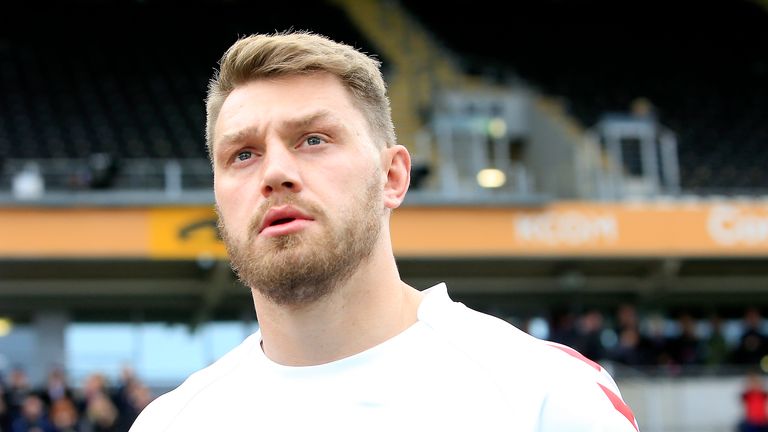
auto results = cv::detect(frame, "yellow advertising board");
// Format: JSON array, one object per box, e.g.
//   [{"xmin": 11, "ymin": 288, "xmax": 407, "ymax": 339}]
[
  {"xmin": 0, "ymin": 208, "xmax": 149, "ymax": 257},
  {"xmin": 147, "ymin": 207, "xmax": 225, "ymax": 259},
  {"xmin": 391, "ymin": 202, "xmax": 768, "ymax": 257},
  {"xmin": 1, "ymin": 202, "xmax": 767, "ymax": 259}
]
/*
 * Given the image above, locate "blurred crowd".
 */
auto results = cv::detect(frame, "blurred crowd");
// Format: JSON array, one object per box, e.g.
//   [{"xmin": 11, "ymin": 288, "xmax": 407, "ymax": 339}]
[
  {"xmin": 3, "ymin": 303, "xmax": 768, "ymax": 431},
  {"xmin": 542, "ymin": 304, "xmax": 768, "ymax": 374},
  {"xmin": 0, "ymin": 366, "xmax": 151, "ymax": 432}
]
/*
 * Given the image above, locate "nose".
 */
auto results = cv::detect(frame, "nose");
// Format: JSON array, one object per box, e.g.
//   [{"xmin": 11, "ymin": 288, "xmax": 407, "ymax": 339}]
[{"xmin": 259, "ymin": 144, "xmax": 302, "ymax": 198}]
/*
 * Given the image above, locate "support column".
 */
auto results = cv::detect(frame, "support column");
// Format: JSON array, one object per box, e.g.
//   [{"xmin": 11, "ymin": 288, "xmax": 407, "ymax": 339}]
[{"xmin": 32, "ymin": 310, "xmax": 69, "ymax": 385}]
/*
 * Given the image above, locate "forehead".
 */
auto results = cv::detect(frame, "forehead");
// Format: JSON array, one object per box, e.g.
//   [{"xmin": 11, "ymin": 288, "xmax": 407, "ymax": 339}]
[{"xmin": 214, "ymin": 73, "xmax": 368, "ymax": 144}]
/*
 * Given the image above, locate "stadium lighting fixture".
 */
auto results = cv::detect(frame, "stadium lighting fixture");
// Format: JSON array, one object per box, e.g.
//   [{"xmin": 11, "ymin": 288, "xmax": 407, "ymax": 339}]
[
  {"xmin": 477, "ymin": 168, "xmax": 506, "ymax": 188},
  {"xmin": 487, "ymin": 117, "xmax": 507, "ymax": 139},
  {"xmin": 0, "ymin": 318, "xmax": 12, "ymax": 337}
]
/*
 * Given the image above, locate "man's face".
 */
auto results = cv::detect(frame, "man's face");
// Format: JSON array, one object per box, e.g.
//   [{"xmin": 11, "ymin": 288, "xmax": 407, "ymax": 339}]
[{"xmin": 212, "ymin": 73, "xmax": 385, "ymax": 306}]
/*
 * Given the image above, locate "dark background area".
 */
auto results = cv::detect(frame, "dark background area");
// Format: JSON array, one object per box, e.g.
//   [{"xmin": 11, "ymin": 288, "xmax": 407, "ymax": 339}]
[
  {"xmin": 2, "ymin": 0, "xmax": 767, "ymax": 191},
  {"xmin": 403, "ymin": 0, "xmax": 768, "ymax": 192}
]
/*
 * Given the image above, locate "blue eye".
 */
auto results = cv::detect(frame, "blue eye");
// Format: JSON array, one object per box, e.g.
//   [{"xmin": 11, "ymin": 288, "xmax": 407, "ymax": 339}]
[
  {"xmin": 236, "ymin": 151, "xmax": 252, "ymax": 161},
  {"xmin": 306, "ymin": 136, "xmax": 323, "ymax": 146}
]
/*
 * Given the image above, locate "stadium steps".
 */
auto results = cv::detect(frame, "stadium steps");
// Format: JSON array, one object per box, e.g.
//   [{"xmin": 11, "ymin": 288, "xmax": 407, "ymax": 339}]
[
  {"xmin": 330, "ymin": 0, "xmax": 466, "ymax": 149},
  {"xmin": 332, "ymin": 0, "xmax": 612, "ymax": 199}
]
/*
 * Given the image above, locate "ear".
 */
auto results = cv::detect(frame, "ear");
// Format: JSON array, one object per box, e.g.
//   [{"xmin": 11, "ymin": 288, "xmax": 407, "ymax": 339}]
[{"xmin": 381, "ymin": 144, "xmax": 411, "ymax": 209}]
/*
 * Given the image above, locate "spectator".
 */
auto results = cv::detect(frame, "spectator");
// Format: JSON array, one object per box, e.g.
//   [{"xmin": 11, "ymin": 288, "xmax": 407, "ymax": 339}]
[
  {"xmin": 548, "ymin": 309, "xmax": 579, "ymax": 348},
  {"xmin": 125, "ymin": 383, "xmax": 152, "ymax": 422},
  {"xmin": 6, "ymin": 368, "xmax": 32, "ymax": 422},
  {"xmin": 115, "ymin": 378, "xmax": 153, "ymax": 427},
  {"xmin": 704, "ymin": 314, "xmax": 729, "ymax": 369},
  {"xmin": 611, "ymin": 304, "xmax": 657, "ymax": 367},
  {"xmin": 76, "ymin": 373, "xmax": 108, "ymax": 415},
  {"xmin": 111, "ymin": 366, "xmax": 137, "ymax": 420},
  {"xmin": 732, "ymin": 308, "xmax": 768, "ymax": 367},
  {"xmin": 611, "ymin": 326, "xmax": 647, "ymax": 366},
  {"xmin": 615, "ymin": 303, "xmax": 640, "ymax": 334},
  {"xmin": 38, "ymin": 368, "xmax": 73, "ymax": 408},
  {"xmin": 739, "ymin": 371, "xmax": 768, "ymax": 432},
  {"xmin": 11, "ymin": 395, "xmax": 55, "ymax": 432},
  {"xmin": 0, "ymin": 381, "xmax": 11, "ymax": 432},
  {"xmin": 575, "ymin": 309, "xmax": 607, "ymax": 362},
  {"xmin": 629, "ymin": 97, "xmax": 658, "ymax": 122},
  {"xmin": 644, "ymin": 313, "xmax": 675, "ymax": 368},
  {"xmin": 80, "ymin": 392, "xmax": 123, "ymax": 432},
  {"xmin": 669, "ymin": 312, "xmax": 704, "ymax": 367},
  {"xmin": 49, "ymin": 398, "xmax": 79, "ymax": 432}
]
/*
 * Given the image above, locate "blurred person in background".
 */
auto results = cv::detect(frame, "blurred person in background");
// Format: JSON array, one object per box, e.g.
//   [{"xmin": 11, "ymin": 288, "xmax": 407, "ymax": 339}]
[
  {"xmin": 124, "ymin": 383, "xmax": 151, "ymax": 425},
  {"xmin": 615, "ymin": 303, "xmax": 640, "ymax": 335},
  {"xmin": 611, "ymin": 326, "xmax": 647, "ymax": 367},
  {"xmin": 6, "ymin": 368, "xmax": 32, "ymax": 425},
  {"xmin": 738, "ymin": 371, "xmax": 768, "ymax": 432},
  {"xmin": 644, "ymin": 313, "xmax": 675, "ymax": 369},
  {"xmin": 115, "ymin": 378, "xmax": 152, "ymax": 428},
  {"xmin": 611, "ymin": 304, "xmax": 654, "ymax": 367},
  {"xmin": 75, "ymin": 374, "xmax": 108, "ymax": 415},
  {"xmin": 111, "ymin": 366, "xmax": 137, "ymax": 423},
  {"xmin": 548, "ymin": 309, "xmax": 579, "ymax": 349},
  {"xmin": 48, "ymin": 398, "xmax": 79, "ymax": 432},
  {"xmin": 130, "ymin": 31, "xmax": 638, "ymax": 431},
  {"xmin": 0, "ymin": 381, "xmax": 10, "ymax": 432},
  {"xmin": 37, "ymin": 368, "xmax": 73, "ymax": 409},
  {"xmin": 668, "ymin": 312, "xmax": 704, "ymax": 368},
  {"xmin": 629, "ymin": 97, "xmax": 658, "ymax": 123},
  {"xmin": 704, "ymin": 313, "xmax": 729, "ymax": 369},
  {"xmin": 732, "ymin": 307, "xmax": 768, "ymax": 368},
  {"xmin": 81, "ymin": 392, "xmax": 124, "ymax": 432},
  {"xmin": 11, "ymin": 395, "xmax": 55, "ymax": 432},
  {"xmin": 574, "ymin": 309, "xmax": 607, "ymax": 363}
]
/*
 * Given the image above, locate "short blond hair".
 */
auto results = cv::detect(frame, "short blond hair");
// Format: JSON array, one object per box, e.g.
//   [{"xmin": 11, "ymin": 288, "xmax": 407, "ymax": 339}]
[{"xmin": 205, "ymin": 31, "xmax": 396, "ymax": 159}]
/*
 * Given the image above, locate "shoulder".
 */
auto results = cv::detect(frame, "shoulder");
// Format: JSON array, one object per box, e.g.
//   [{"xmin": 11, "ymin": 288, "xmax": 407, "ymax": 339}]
[
  {"xmin": 419, "ymin": 284, "xmax": 584, "ymax": 375},
  {"xmin": 419, "ymin": 284, "xmax": 639, "ymax": 431},
  {"xmin": 129, "ymin": 332, "xmax": 259, "ymax": 432}
]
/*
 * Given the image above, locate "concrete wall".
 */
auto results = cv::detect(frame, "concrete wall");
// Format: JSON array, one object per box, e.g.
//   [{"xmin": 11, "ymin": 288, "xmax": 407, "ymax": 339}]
[{"xmin": 619, "ymin": 376, "xmax": 745, "ymax": 432}]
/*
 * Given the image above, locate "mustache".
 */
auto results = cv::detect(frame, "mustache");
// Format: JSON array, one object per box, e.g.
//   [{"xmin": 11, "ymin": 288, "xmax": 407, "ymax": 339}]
[{"xmin": 247, "ymin": 195, "xmax": 324, "ymax": 239}]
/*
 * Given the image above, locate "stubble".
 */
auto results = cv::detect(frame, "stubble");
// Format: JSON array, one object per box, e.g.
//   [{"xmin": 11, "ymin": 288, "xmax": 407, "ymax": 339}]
[{"xmin": 219, "ymin": 175, "xmax": 384, "ymax": 306}]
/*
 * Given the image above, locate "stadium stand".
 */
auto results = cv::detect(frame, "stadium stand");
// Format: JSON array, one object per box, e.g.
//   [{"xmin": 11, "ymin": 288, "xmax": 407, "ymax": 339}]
[
  {"xmin": 402, "ymin": 0, "xmax": 768, "ymax": 194},
  {"xmin": 0, "ymin": 0, "xmax": 379, "ymax": 191},
  {"xmin": 3, "ymin": 1, "xmax": 768, "ymax": 430}
]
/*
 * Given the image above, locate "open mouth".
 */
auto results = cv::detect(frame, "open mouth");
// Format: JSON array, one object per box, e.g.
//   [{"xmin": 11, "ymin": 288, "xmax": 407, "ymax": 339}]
[
  {"xmin": 270, "ymin": 217, "xmax": 296, "ymax": 226},
  {"xmin": 259, "ymin": 206, "xmax": 314, "ymax": 236}
]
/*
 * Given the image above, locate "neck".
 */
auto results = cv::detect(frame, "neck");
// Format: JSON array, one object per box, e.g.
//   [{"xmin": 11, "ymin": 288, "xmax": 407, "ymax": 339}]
[{"xmin": 252, "ymin": 242, "xmax": 423, "ymax": 366}]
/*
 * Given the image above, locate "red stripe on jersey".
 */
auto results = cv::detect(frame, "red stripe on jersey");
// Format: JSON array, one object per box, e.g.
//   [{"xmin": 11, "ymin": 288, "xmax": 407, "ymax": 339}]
[
  {"xmin": 545, "ymin": 342, "xmax": 602, "ymax": 372},
  {"xmin": 598, "ymin": 382, "xmax": 638, "ymax": 432}
]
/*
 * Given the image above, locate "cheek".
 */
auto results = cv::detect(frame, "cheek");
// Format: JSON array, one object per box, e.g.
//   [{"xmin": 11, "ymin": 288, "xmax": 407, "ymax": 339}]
[
  {"xmin": 215, "ymin": 180, "xmax": 256, "ymax": 232},
  {"xmin": 326, "ymin": 155, "xmax": 379, "ymax": 185}
]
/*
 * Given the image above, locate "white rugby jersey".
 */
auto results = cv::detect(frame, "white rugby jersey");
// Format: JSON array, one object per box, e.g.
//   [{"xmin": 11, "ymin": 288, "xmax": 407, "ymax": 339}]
[{"xmin": 131, "ymin": 283, "xmax": 638, "ymax": 432}]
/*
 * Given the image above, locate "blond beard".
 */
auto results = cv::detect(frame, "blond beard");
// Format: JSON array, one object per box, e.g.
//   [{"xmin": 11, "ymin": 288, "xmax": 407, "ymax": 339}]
[{"xmin": 219, "ymin": 175, "xmax": 384, "ymax": 307}]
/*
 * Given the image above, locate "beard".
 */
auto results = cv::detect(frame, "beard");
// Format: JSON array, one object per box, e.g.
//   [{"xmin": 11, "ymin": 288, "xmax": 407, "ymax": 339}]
[{"xmin": 218, "ymin": 175, "xmax": 384, "ymax": 307}]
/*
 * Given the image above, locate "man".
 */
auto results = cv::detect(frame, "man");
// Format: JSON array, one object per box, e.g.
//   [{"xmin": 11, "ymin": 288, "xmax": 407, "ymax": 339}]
[{"xmin": 130, "ymin": 31, "xmax": 639, "ymax": 431}]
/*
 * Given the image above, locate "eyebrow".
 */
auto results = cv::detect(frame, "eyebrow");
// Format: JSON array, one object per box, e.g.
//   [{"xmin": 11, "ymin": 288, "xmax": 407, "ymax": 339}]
[
  {"xmin": 218, "ymin": 126, "xmax": 259, "ymax": 150},
  {"xmin": 280, "ymin": 109, "xmax": 342, "ymax": 132},
  {"xmin": 218, "ymin": 109, "xmax": 343, "ymax": 149}
]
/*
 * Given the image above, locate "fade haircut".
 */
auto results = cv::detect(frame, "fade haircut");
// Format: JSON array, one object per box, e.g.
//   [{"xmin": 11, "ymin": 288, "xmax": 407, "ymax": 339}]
[{"xmin": 205, "ymin": 31, "xmax": 396, "ymax": 160}]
